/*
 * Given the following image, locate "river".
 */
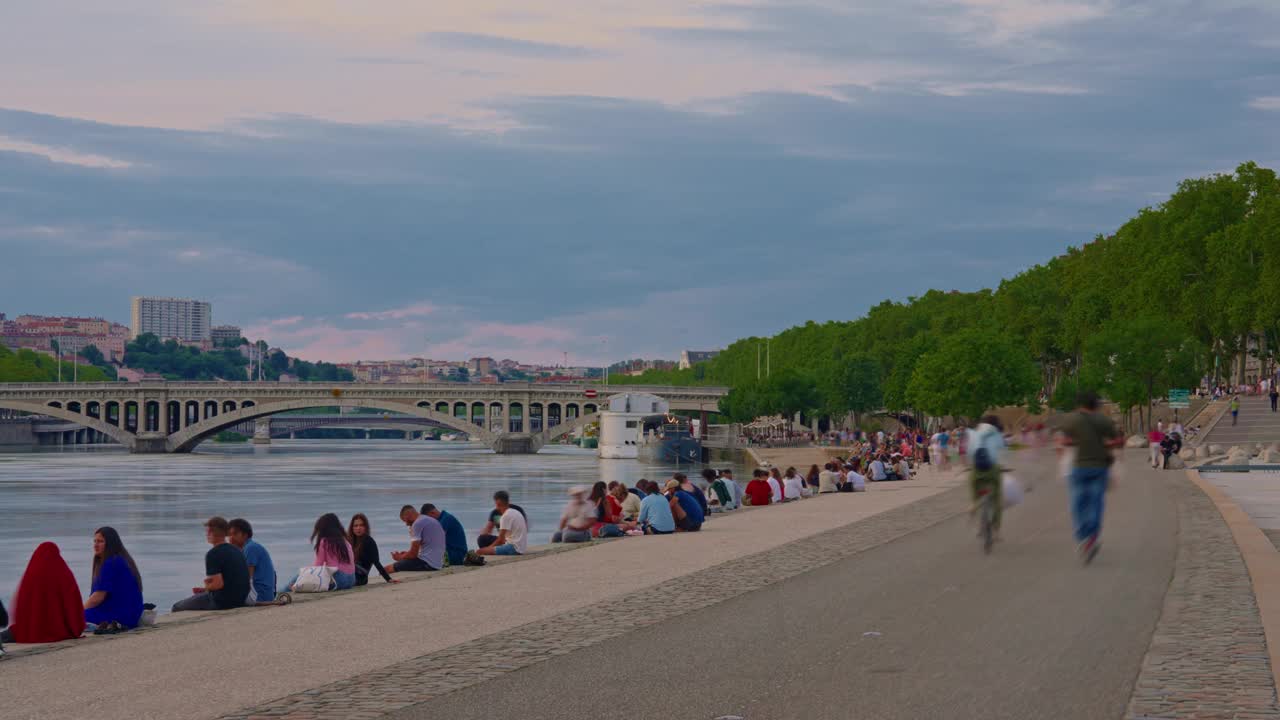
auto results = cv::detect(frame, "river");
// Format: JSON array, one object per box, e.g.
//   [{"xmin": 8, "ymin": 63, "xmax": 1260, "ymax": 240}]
[{"xmin": 0, "ymin": 440, "xmax": 746, "ymax": 612}]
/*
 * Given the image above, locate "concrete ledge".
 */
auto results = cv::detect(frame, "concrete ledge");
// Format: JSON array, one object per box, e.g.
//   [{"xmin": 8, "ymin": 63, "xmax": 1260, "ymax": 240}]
[{"xmin": 1187, "ymin": 469, "xmax": 1280, "ymax": 693}]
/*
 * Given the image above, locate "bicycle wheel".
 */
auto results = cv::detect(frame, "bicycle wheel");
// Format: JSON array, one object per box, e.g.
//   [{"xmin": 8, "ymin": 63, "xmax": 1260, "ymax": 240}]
[{"xmin": 981, "ymin": 497, "xmax": 994, "ymax": 554}]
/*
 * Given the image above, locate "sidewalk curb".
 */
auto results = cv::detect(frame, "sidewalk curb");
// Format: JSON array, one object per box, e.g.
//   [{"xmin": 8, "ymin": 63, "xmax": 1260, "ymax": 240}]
[{"xmin": 1188, "ymin": 469, "xmax": 1280, "ymax": 692}]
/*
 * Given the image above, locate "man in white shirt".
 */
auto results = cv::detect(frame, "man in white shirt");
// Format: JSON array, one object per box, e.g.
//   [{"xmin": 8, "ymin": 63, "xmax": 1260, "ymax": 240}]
[
  {"xmin": 818, "ymin": 463, "xmax": 841, "ymax": 493},
  {"xmin": 477, "ymin": 492, "xmax": 529, "ymax": 556},
  {"xmin": 869, "ymin": 457, "xmax": 888, "ymax": 481}
]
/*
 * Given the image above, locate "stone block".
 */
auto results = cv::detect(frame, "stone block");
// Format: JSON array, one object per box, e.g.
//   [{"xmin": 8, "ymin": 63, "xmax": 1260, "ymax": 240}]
[
  {"xmin": 1209, "ymin": 444, "xmax": 1224, "ymax": 455},
  {"xmin": 1126, "ymin": 435, "xmax": 1148, "ymax": 448},
  {"xmin": 1179, "ymin": 448, "xmax": 1195, "ymax": 460},
  {"xmin": 1165, "ymin": 455, "xmax": 1186, "ymax": 470},
  {"xmin": 1260, "ymin": 448, "xmax": 1280, "ymax": 464},
  {"xmin": 1195, "ymin": 445, "xmax": 1209, "ymax": 459}
]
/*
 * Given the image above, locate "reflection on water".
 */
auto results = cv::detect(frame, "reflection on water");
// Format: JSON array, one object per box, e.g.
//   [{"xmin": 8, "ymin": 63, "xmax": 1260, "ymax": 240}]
[{"xmin": 0, "ymin": 440, "xmax": 745, "ymax": 612}]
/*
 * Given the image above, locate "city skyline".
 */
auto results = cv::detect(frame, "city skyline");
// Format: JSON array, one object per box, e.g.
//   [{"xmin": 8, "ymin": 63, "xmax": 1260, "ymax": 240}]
[{"xmin": 2, "ymin": 2, "xmax": 1278, "ymax": 364}]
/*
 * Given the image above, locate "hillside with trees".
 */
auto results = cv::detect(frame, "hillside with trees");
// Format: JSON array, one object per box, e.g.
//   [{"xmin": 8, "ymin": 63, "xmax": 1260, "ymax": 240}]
[
  {"xmin": 618, "ymin": 162, "xmax": 1279, "ymax": 430},
  {"xmin": 0, "ymin": 345, "xmax": 112, "ymax": 383}
]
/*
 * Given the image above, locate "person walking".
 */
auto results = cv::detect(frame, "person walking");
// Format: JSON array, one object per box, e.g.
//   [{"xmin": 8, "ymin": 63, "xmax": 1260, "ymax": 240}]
[
  {"xmin": 1231, "ymin": 395, "xmax": 1241, "ymax": 425},
  {"xmin": 1270, "ymin": 384, "xmax": 1278, "ymax": 413},
  {"xmin": 1057, "ymin": 390, "xmax": 1124, "ymax": 564}
]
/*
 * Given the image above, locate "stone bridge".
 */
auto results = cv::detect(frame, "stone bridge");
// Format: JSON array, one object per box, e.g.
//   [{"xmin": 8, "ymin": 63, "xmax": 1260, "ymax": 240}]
[{"xmin": 0, "ymin": 381, "xmax": 728, "ymax": 454}]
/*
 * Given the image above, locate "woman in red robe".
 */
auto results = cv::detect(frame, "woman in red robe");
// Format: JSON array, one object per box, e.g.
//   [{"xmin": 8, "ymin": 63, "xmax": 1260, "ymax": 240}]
[{"xmin": 1, "ymin": 542, "xmax": 86, "ymax": 644}]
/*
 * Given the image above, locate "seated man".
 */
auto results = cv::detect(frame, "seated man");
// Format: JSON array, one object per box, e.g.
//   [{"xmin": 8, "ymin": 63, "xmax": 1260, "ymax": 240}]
[
  {"xmin": 744, "ymin": 469, "xmax": 773, "ymax": 506},
  {"xmin": 387, "ymin": 505, "xmax": 444, "ymax": 574},
  {"xmin": 705, "ymin": 468, "xmax": 736, "ymax": 512},
  {"xmin": 552, "ymin": 486, "xmax": 596, "ymax": 543},
  {"xmin": 665, "ymin": 479, "xmax": 705, "ymax": 532},
  {"xmin": 476, "ymin": 492, "xmax": 529, "ymax": 556},
  {"xmin": 227, "ymin": 518, "xmax": 275, "ymax": 604},
  {"xmin": 477, "ymin": 491, "xmax": 526, "ymax": 549},
  {"xmin": 172, "ymin": 516, "xmax": 250, "ymax": 612},
  {"xmin": 868, "ymin": 456, "xmax": 889, "ymax": 482},
  {"xmin": 840, "ymin": 465, "xmax": 868, "ymax": 492},
  {"xmin": 638, "ymin": 480, "xmax": 676, "ymax": 534},
  {"xmin": 420, "ymin": 504, "xmax": 468, "ymax": 566},
  {"xmin": 818, "ymin": 462, "xmax": 841, "ymax": 493}
]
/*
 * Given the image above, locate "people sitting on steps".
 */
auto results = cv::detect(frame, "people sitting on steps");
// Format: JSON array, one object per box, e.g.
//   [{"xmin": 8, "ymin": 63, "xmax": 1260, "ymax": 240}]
[
  {"xmin": 171, "ymin": 517, "xmax": 249, "ymax": 613},
  {"xmin": 386, "ymin": 505, "xmax": 445, "ymax": 573},
  {"xmin": 475, "ymin": 492, "xmax": 529, "ymax": 557}
]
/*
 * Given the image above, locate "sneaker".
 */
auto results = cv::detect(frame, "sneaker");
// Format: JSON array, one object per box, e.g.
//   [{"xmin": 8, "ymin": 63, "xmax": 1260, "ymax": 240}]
[{"xmin": 1081, "ymin": 535, "xmax": 1100, "ymax": 564}]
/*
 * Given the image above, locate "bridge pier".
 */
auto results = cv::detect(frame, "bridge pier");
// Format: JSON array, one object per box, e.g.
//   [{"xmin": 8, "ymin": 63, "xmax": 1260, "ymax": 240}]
[
  {"xmin": 252, "ymin": 419, "xmax": 272, "ymax": 445},
  {"xmin": 133, "ymin": 432, "xmax": 170, "ymax": 454},
  {"xmin": 492, "ymin": 434, "xmax": 538, "ymax": 454}
]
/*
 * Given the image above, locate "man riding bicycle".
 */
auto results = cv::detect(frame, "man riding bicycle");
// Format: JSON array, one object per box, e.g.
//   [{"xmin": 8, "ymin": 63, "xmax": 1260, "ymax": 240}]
[{"xmin": 970, "ymin": 415, "xmax": 1007, "ymax": 538}]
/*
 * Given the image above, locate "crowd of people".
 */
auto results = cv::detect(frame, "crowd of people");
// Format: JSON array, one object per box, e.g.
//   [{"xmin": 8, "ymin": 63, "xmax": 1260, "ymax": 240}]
[{"xmin": 1, "ymin": 447, "xmax": 947, "ymax": 654}]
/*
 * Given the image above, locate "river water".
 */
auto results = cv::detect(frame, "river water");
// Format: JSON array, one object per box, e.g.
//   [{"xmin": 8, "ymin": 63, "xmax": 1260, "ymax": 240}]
[{"xmin": 0, "ymin": 440, "xmax": 746, "ymax": 612}]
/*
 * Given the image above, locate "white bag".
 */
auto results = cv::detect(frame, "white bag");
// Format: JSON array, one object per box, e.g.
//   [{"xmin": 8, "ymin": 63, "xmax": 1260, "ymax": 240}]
[
  {"xmin": 1001, "ymin": 473, "xmax": 1024, "ymax": 508},
  {"xmin": 292, "ymin": 565, "xmax": 336, "ymax": 593}
]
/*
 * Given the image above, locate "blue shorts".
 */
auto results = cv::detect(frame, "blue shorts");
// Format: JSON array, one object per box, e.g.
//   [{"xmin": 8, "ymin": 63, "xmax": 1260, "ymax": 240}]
[{"xmin": 494, "ymin": 544, "xmax": 521, "ymax": 556}]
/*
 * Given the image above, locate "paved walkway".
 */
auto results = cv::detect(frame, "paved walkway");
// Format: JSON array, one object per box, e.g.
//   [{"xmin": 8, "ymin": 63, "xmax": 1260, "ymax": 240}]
[
  {"xmin": 393, "ymin": 450, "xmax": 1187, "ymax": 720},
  {"xmin": 0, "ymin": 466, "xmax": 964, "ymax": 720}
]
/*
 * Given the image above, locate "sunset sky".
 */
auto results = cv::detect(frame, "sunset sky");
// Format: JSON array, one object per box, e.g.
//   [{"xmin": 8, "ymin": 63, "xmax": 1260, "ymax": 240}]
[{"xmin": 2, "ymin": 1, "xmax": 1278, "ymax": 363}]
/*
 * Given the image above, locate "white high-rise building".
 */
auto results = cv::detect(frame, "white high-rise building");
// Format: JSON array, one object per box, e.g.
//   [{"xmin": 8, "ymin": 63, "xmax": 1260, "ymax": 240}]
[{"xmin": 130, "ymin": 296, "xmax": 212, "ymax": 342}]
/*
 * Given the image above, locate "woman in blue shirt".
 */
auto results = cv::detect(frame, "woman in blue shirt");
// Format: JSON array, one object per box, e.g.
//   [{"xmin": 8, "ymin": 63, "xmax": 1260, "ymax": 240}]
[{"xmin": 84, "ymin": 526, "xmax": 144, "ymax": 630}]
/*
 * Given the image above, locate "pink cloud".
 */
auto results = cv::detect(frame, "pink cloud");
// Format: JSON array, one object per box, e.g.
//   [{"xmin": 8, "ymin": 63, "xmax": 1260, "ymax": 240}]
[{"xmin": 343, "ymin": 302, "xmax": 439, "ymax": 321}]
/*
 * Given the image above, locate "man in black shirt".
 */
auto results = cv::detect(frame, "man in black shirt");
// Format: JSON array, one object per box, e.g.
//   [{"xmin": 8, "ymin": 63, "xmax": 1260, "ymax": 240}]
[{"xmin": 172, "ymin": 516, "xmax": 250, "ymax": 612}]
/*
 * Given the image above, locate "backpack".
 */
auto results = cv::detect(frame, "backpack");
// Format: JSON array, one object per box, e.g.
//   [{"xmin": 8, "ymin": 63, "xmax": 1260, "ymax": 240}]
[{"xmin": 973, "ymin": 445, "xmax": 994, "ymax": 471}]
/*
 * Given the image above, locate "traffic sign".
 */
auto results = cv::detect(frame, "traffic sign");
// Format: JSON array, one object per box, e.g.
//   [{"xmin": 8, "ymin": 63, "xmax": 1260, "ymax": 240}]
[
  {"xmin": 584, "ymin": 389, "xmax": 598, "ymax": 399},
  {"xmin": 1168, "ymin": 389, "xmax": 1190, "ymax": 409}
]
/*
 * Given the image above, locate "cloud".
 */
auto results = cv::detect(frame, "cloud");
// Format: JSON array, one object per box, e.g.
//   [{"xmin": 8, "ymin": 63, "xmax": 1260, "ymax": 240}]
[
  {"xmin": 1249, "ymin": 96, "xmax": 1280, "ymax": 111},
  {"xmin": 419, "ymin": 31, "xmax": 602, "ymax": 60},
  {"xmin": 0, "ymin": 134, "xmax": 132, "ymax": 168},
  {"xmin": 344, "ymin": 303, "xmax": 440, "ymax": 321}
]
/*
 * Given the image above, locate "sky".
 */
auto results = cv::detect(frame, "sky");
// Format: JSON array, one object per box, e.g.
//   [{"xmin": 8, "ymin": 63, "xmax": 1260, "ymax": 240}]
[{"xmin": 1, "ymin": 1, "xmax": 1278, "ymax": 365}]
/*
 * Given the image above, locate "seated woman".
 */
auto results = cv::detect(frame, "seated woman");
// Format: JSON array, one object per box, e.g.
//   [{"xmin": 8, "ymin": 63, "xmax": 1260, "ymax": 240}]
[
  {"xmin": 0, "ymin": 542, "xmax": 86, "ymax": 644},
  {"xmin": 590, "ymin": 481, "xmax": 629, "ymax": 538},
  {"xmin": 284, "ymin": 513, "xmax": 357, "ymax": 592},
  {"xmin": 348, "ymin": 513, "xmax": 396, "ymax": 586},
  {"xmin": 84, "ymin": 527, "xmax": 144, "ymax": 631},
  {"xmin": 610, "ymin": 481, "xmax": 642, "ymax": 521}
]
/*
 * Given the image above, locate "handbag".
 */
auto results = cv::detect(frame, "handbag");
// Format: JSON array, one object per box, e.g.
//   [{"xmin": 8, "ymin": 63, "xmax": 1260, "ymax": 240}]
[{"xmin": 293, "ymin": 565, "xmax": 337, "ymax": 593}]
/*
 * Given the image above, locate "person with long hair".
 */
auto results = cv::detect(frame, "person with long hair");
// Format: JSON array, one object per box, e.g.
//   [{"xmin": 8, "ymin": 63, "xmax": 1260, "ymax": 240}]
[
  {"xmin": 0, "ymin": 542, "xmax": 85, "ymax": 643},
  {"xmin": 347, "ymin": 513, "xmax": 395, "ymax": 586},
  {"xmin": 83, "ymin": 527, "xmax": 144, "ymax": 631},
  {"xmin": 590, "ymin": 481, "xmax": 628, "ymax": 537},
  {"xmin": 806, "ymin": 464, "xmax": 821, "ymax": 495},
  {"xmin": 284, "ymin": 513, "xmax": 357, "ymax": 592}
]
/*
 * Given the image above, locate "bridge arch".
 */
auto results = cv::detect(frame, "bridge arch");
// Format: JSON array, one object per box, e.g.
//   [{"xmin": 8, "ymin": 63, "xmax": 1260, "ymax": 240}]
[
  {"xmin": 537, "ymin": 411, "xmax": 601, "ymax": 450},
  {"xmin": 165, "ymin": 397, "xmax": 500, "ymax": 453},
  {"xmin": 0, "ymin": 400, "xmax": 138, "ymax": 449}
]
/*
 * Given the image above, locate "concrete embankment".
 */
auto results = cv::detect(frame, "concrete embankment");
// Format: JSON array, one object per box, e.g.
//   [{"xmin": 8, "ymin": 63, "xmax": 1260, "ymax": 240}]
[{"xmin": 0, "ymin": 466, "xmax": 966, "ymax": 720}]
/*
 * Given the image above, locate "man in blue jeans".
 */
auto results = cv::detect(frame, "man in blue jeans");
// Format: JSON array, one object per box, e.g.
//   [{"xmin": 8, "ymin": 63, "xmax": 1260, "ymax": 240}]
[{"xmin": 1058, "ymin": 390, "xmax": 1124, "ymax": 564}]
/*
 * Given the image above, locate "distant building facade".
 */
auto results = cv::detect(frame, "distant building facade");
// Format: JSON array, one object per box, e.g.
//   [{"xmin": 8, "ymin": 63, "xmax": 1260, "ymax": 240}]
[
  {"xmin": 211, "ymin": 325, "xmax": 243, "ymax": 346},
  {"xmin": 1, "ymin": 314, "xmax": 130, "ymax": 362},
  {"xmin": 131, "ymin": 297, "xmax": 212, "ymax": 343},
  {"xmin": 679, "ymin": 350, "xmax": 721, "ymax": 370},
  {"xmin": 469, "ymin": 357, "xmax": 495, "ymax": 375}
]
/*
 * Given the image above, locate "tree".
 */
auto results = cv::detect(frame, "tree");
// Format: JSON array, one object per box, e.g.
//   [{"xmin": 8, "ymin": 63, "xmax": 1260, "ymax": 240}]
[
  {"xmin": 906, "ymin": 328, "xmax": 1040, "ymax": 421},
  {"xmin": 1083, "ymin": 316, "xmax": 1201, "ymax": 431},
  {"xmin": 80, "ymin": 344, "xmax": 106, "ymax": 367},
  {"xmin": 822, "ymin": 355, "xmax": 882, "ymax": 424}
]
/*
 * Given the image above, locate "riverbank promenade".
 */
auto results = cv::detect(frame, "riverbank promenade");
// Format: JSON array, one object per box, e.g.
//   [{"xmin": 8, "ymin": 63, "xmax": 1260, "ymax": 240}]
[{"xmin": 4, "ymin": 450, "xmax": 1280, "ymax": 720}]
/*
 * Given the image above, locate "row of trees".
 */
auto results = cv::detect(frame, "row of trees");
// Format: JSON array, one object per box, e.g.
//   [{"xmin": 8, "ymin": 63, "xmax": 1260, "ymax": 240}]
[
  {"xmin": 619, "ymin": 162, "xmax": 1279, "ymax": 430},
  {"xmin": 123, "ymin": 334, "xmax": 353, "ymax": 382}
]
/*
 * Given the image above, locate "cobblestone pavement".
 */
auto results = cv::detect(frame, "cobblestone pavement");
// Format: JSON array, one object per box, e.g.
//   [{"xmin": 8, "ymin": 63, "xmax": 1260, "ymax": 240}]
[
  {"xmin": 1125, "ymin": 473, "xmax": 1280, "ymax": 720},
  {"xmin": 220, "ymin": 486, "xmax": 970, "ymax": 720}
]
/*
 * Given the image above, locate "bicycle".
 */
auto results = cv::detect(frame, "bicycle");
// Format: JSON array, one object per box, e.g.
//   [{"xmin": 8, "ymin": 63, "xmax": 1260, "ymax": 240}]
[{"xmin": 976, "ymin": 486, "xmax": 995, "ymax": 554}]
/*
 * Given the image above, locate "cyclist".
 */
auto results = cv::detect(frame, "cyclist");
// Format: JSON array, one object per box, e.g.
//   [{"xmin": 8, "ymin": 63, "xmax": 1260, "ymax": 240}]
[{"xmin": 970, "ymin": 415, "xmax": 1006, "ymax": 539}]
